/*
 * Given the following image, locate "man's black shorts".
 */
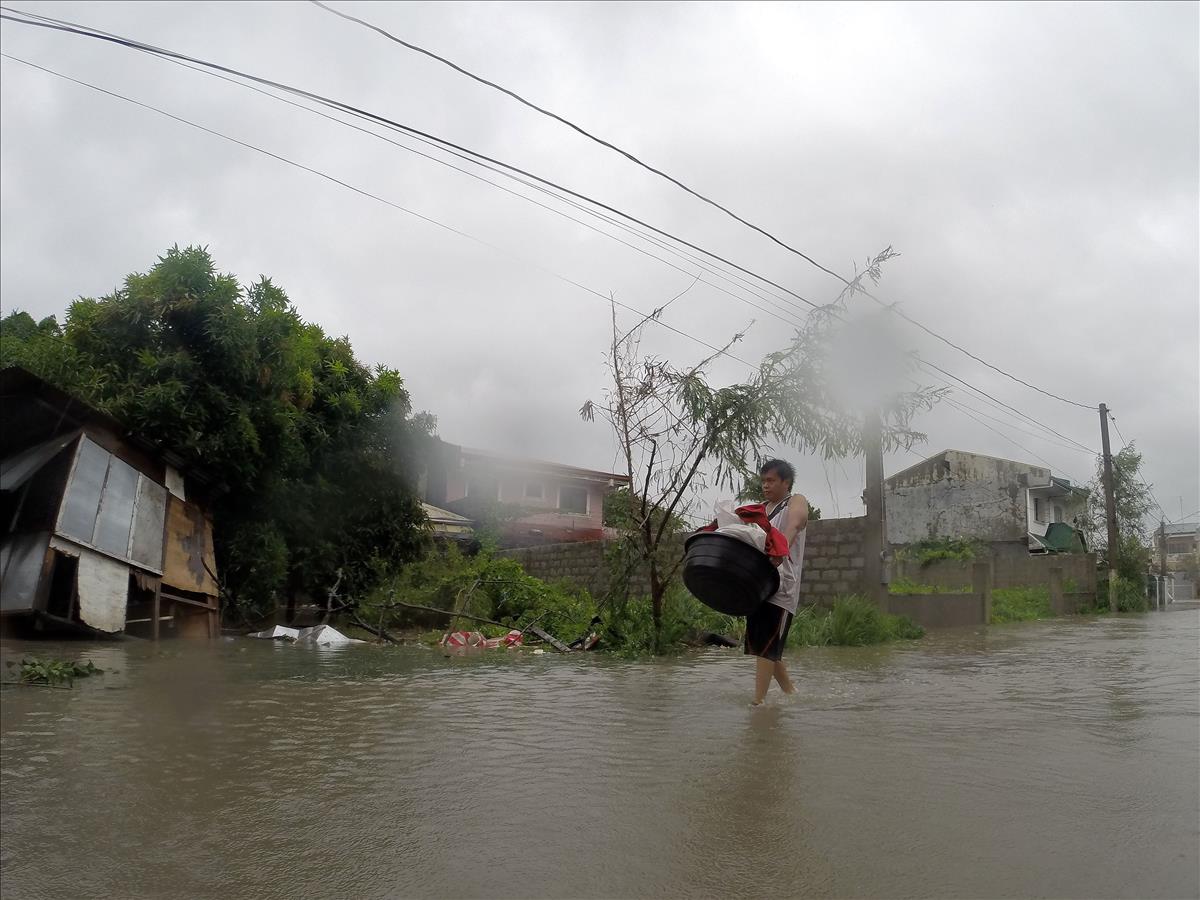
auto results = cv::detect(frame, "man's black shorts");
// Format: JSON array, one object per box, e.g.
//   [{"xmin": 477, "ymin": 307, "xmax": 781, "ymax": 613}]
[{"xmin": 744, "ymin": 602, "xmax": 792, "ymax": 661}]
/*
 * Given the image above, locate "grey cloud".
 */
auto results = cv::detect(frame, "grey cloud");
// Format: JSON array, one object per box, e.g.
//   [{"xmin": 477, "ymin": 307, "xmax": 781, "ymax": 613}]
[{"xmin": 1, "ymin": 0, "xmax": 1196, "ymax": 521}]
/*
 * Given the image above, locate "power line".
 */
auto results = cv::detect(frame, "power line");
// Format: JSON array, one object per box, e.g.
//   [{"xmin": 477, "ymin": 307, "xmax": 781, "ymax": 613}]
[
  {"xmin": 0, "ymin": 52, "xmax": 758, "ymax": 371},
  {"xmin": 935, "ymin": 390, "xmax": 1097, "ymax": 456},
  {"xmin": 913, "ymin": 356, "xmax": 1097, "ymax": 454},
  {"xmin": 1, "ymin": 7, "xmax": 810, "ymax": 334},
  {"xmin": 309, "ymin": 0, "xmax": 849, "ymax": 284},
  {"xmin": 0, "ymin": 8, "xmax": 829, "ymax": 319},
  {"xmin": 312, "ymin": 0, "xmax": 1100, "ymax": 412},
  {"xmin": 941, "ymin": 395, "xmax": 1086, "ymax": 481},
  {"xmin": 1108, "ymin": 413, "xmax": 1171, "ymax": 523},
  {"xmin": 0, "ymin": 6, "xmax": 1104, "ymax": 435}
]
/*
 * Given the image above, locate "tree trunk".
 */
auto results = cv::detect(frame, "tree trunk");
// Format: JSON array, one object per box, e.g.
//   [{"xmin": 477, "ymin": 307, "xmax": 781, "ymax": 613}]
[{"xmin": 649, "ymin": 560, "xmax": 664, "ymax": 653}]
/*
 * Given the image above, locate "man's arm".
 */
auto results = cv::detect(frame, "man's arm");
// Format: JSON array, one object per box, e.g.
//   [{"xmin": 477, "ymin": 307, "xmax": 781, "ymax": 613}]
[{"xmin": 782, "ymin": 494, "xmax": 809, "ymax": 548}]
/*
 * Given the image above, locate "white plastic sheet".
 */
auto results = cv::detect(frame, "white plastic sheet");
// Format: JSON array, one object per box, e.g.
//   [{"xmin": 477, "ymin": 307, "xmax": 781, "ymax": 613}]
[
  {"xmin": 715, "ymin": 522, "xmax": 767, "ymax": 552},
  {"xmin": 711, "ymin": 500, "xmax": 768, "ymax": 552}
]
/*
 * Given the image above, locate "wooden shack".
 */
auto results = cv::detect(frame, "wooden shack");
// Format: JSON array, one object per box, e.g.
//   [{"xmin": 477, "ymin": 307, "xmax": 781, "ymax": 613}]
[{"xmin": 0, "ymin": 367, "xmax": 220, "ymax": 638}]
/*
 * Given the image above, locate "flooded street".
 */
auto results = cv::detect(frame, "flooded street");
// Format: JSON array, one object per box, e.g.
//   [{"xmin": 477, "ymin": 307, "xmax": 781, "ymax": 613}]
[{"xmin": 2, "ymin": 610, "xmax": 1197, "ymax": 900}]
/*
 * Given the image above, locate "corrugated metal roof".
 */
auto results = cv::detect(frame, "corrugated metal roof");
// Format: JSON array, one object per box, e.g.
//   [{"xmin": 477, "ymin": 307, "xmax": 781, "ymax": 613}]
[
  {"xmin": 1164, "ymin": 522, "xmax": 1197, "ymax": 536},
  {"xmin": 0, "ymin": 430, "xmax": 79, "ymax": 492},
  {"xmin": 421, "ymin": 502, "xmax": 471, "ymax": 525}
]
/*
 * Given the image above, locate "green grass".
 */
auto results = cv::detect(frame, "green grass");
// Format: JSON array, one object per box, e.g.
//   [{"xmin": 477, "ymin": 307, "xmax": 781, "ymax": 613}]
[
  {"xmin": 895, "ymin": 538, "xmax": 983, "ymax": 566},
  {"xmin": 990, "ymin": 586, "xmax": 1051, "ymax": 623},
  {"xmin": 888, "ymin": 576, "xmax": 972, "ymax": 595},
  {"xmin": 788, "ymin": 596, "xmax": 924, "ymax": 647}
]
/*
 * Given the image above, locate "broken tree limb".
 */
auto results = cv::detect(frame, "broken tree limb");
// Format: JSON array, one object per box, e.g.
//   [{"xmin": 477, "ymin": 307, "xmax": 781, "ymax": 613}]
[
  {"xmin": 526, "ymin": 625, "xmax": 572, "ymax": 653},
  {"xmin": 350, "ymin": 613, "xmax": 402, "ymax": 645},
  {"xmin": 389, "ymin": 600, "xmax": 511, "ymax": 628}
]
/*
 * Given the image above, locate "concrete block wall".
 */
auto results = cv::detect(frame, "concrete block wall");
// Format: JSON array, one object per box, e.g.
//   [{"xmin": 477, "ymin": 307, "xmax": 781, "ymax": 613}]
[
  {"xmin": 891, "ymin": 551, "xmax": 1097, "ymax": 592},
  {"xmin": 497, "ymin": 517, "xmax": 869, "ymax": 603},
  {"xmin": 796, "ymin": 517, "xmax": 868, "ymax": 605},
  {"xmin": 496, "ymin": 540, "xmax": 614, "ymax": 597}
]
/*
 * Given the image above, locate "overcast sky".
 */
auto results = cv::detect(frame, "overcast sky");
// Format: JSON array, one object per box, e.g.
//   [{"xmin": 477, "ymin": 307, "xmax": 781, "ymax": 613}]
[{"xmin": 2, "ymin": 1, "xmax": 1197, "ymax": 523}]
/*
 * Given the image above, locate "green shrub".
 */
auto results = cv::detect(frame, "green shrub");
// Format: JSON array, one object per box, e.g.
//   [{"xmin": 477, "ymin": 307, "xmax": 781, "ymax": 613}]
[
  {"xmin": 888, "ymin": 576, "xmax": 971, "ymax": 595},
  {"xmin": 19, "ymin": 658, "xmax": 103, "ymax": 686},
  {"xmin": 788, "ymin": 596, "xmax": 924, "ymax": 647},
  {"xmin": 361, "ymin": 544, "xmax": 599, "ymax": 643},
  {"xmin": 990, "ymin": 586, "xmax": 1051, "ymax": 623},
  {"xmin": 1086, "ymin": 576, "xmax": 1149, "ymax": 614},
  {"xmin": 1114, "ymin": 577, "xmax": 1149, "ymax": 612},
  {"xmin": 895, "ymin": 538, "xmax": 982, "ymax": 567},
  {"xmin": 603, "ymin": 586, "xmax": 742, "ymax": 657}
]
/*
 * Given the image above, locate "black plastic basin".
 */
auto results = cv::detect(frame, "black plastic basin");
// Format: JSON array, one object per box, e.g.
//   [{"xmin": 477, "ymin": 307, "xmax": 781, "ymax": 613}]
[{"xmin": 682, "ymin": 532, "xmax": 780, "ymax": 617}]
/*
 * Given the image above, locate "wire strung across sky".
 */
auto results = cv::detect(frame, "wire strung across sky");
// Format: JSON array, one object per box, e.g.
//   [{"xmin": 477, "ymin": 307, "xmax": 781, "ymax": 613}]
[
  {"xmin": 0, "ymin": 6, "xmax": 1121, "ymax": 466},
  {"xmin": 0, "ymin": 52, "xmax": 760, "ymax": 374},
  {"xmin": 1108, "ymin": 413, "xmax": 1172, "ymax": 525},
  {"xmin": 310, "ymin": 0, "xmax": 1101, "ymax": 412},
  {"xmin": 0, "ymin": 6, "xmax": 816, "ymax": 335},
  {"xmin": 0, "ymin": 9, "xmax": 1106, "ymax": 399}
]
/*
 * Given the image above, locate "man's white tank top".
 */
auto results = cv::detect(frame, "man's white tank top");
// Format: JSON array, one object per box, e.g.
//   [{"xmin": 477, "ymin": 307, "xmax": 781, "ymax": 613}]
[{"xmin": 766, "ymin": 496, "xmax": 806, "ymax": 614}]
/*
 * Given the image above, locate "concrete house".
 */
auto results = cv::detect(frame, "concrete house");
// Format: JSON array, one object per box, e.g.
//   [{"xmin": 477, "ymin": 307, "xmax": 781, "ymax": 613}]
[
  {"xmin": 422, "ymin": 440, "xmax": 630, "ymax": 547},
  {"xmin": 1159, "ymin": 522, "xmax": 1198, "ymax": 572},
  {"xmin": 0, "ymin": 368, "xmax": 220, "ymax": 638},
  {"xmin": 885, "ymin": 449, "xmax": 1089, "ymax": 555}
]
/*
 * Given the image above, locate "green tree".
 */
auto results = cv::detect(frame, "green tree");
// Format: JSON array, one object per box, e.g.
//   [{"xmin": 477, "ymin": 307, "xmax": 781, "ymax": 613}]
[
  {"xmin": 581, "ymin": 249, "xmax": 938, "ymax": 649},
  {"xmin": 1087, "ymin": 443, "xmax": 1155, "ymax": 579},
  {"xmin": 1, "ymin": 245, "xmax": 429, "ymax": 616}
]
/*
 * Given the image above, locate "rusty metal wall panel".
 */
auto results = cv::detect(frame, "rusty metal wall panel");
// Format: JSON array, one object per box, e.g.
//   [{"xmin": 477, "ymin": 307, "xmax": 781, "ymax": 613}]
[
  {"xmin": 130, "ymin": 477, "xmax": 167, "ymax": 570},
  {"xmin": 57, "ymin": 437, "xmax": 107, "ymax": 542},
  {"xmin": 162, "ymin": 496, "xmax": 218, "ymax": 596},
  {"xmin": 0, "ymin": 532, "xmax": 50, "ymax": 612},
  {"xmin": 93, "ymin": 455, "xmax": 138, "ymax": 557}
]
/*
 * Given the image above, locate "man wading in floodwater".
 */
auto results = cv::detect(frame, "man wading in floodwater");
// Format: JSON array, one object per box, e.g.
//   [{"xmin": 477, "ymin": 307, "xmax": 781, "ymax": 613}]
[{"xmin": 747, "ymin": 459, "xmax": 808, "ymax": 706}]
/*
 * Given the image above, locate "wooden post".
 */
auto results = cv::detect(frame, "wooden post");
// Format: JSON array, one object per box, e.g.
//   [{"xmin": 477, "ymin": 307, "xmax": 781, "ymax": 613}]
[
  {"xmin": 1099, "ymin": 404, "xmax": 1120, "ymax": 612},
  {"xmin": 1049, "ymin": 567, "xmax": 1064, "ymax": 616},
  {"xmin": 152, "ymin": 582, "xmax": 161, "ymax": 642},
  {"xmin": 973, "ymin": 562, "xmax": 992, "ymax": 625},
  {"xmin": 862, "ymin": 408, "xmax": 886, "ymax": 608}
]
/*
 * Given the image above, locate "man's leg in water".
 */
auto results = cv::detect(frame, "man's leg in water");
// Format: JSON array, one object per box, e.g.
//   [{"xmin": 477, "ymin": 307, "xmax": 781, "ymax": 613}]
[
  {"xmin": 773, "ymin": 661, "xmax": 796, "ymax": 694},
  {"xmin": 753, "ymin": 656, "xmax": 774, "ymax": 705}
]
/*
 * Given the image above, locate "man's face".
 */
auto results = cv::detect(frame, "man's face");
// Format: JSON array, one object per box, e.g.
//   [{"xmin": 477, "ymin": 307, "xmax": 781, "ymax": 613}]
[{"xmin": 761, "ymin": 469, "xmax": 789, "ymax": 503}]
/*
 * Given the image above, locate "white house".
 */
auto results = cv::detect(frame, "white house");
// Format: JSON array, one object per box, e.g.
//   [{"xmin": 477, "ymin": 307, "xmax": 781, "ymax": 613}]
[{"xmin": 884, "ymin": 449, "xmax": 1089, "ymax": 554}]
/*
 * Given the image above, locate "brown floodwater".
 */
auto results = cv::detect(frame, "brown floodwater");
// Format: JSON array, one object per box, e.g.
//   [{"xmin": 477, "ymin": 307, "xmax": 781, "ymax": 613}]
[{"xmin": 2, "ymin": 608, "xmax": 1198, "ymax": 900}]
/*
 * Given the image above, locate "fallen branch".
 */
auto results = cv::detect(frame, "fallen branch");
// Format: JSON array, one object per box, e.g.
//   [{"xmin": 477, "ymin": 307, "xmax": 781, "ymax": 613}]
[
  {"xmin": 389, "ymin": 600, "xmax": 511, "ymax": 629},
  {"xmin": 350, "ymin": 612, "xmax": 402, "ymax": 645}
]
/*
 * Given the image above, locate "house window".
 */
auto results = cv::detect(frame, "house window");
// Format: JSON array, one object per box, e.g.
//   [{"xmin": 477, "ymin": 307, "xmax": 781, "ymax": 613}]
[
  {"xmin": 558, "ymin": 485, "xmax": 588, "ymax": 515},
  {"xmin": 1167, "ymin": 537, "xmax": 1193, "ymax": 555},
  {"xmin": 524, "ymin": 482, "xmax": 544, "ymax": 500},
  {"xmin": 466, "ymin": 479, "xmax": 501, "ymax": 501},
  {"xmin": 1053, "ymin": 504, "xmax": 1064, "ymax": 524},
  {"xmin": 1033, "ymin": 498, "xmax": 1045, "ymax": 523}
]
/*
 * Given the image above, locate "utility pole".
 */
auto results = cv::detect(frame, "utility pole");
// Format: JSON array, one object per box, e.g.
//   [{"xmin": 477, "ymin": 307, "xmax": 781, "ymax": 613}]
[
  {"xmin": 862, "ymin": 408, "xmax": 886, "ymax": 608},
  {"xmin": 1159, "ymin": 518, "xmax": 1168, "ymax": 577},
  {"xmin": 1099, "ymin": 404, "xmax": 1120, "ymax": 612}
]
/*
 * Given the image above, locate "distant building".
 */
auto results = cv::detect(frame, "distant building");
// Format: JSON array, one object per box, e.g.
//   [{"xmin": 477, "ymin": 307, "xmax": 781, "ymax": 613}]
[
  {"xmin": 0, "ymin": 367, "xmax": 220, "ymax": 638},
  {"xmin": 422, "ymin": 440, "xmax": 630, "ymax": 547},
  {"xmin": 420, "ymin": 502, "xmax": 474, "ymax": 542},
  {"xmin": 884, "ymin": 449, "xmax": 1089, "ymax": 554},
  {"xmin": 1158, "ymin": 522, "xmax": 1198, "ymax": 572}
]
